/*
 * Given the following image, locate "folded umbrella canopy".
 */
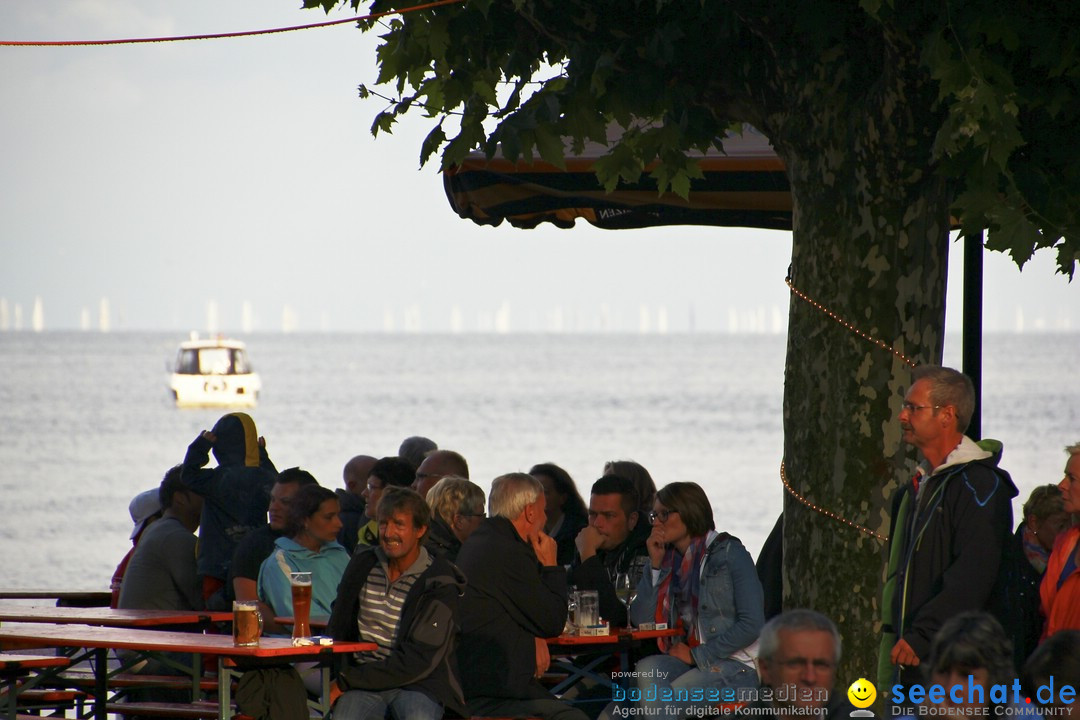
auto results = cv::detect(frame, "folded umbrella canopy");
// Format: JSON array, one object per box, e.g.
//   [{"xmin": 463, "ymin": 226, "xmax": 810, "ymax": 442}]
[{"xmin": 443, "ymin": 128, "xmax": 792, "ymax": 232}]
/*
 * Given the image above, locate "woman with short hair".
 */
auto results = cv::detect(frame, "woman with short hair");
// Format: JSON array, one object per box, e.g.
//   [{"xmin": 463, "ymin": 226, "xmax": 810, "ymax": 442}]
[{"xmin": 606, "ymin": 481, "xmax": 763, "ymax": 718}]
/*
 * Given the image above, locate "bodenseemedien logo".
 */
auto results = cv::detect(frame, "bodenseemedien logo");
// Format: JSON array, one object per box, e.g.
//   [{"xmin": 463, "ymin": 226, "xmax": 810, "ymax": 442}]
[{"xmin": 890, "ymin": 675, "xmax": 1076, "ymax": 716}]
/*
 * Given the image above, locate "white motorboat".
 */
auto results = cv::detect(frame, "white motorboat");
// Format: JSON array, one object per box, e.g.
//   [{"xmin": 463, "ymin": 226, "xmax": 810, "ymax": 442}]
[{"xmin": 168, "ymin": 334, "xmax": 261, "ymax": 408}]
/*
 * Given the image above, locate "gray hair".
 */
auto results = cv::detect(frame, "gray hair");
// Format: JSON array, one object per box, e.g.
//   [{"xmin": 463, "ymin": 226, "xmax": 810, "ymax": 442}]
[
  {"xmin": 1066, "ymin": 441, "xmax": 1080, "ymax": 457},
  {"xmin": 489, "ymin": 472, "xmax": 542, "ymax": 520},
  {"xmin": 426, "ymin": 476, "xmax": 486, "ymax": 524},
  {"xmin": 911, "ymin": 365, "xmax": 976, "ymax": 433},
  {"xmin": 758, "ymin": 609, "xmax": 842, "ymax": 665}
]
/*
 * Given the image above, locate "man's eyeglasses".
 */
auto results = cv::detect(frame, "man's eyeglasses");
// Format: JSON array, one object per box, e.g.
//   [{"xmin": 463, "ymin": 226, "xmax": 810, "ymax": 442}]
[
  {"xmin": 648, "ymin": 509, "xmax": 678, "ymax": 524},
  {"xmin": 778, "ymin": 657, "xmax": 836, "ymax": 672},
  {"xmin": 901, "ymin": 402, "xmax": 941, "ymax": 413}
]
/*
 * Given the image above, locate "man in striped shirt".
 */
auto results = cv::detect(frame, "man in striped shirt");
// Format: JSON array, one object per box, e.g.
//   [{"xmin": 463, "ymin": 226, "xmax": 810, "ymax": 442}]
[{"xmin": 327, "ymin": 487, "xmax": 468, "ymax": 719}]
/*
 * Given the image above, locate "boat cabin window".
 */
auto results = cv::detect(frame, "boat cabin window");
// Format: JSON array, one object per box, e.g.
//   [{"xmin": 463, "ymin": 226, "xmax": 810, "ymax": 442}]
[
  {"xmin": 231, "ymin": 349, "xmax": 251, "ymax": 374},
  {"xmin": 176, "ymin": 349, "xmax": 200, "ymax": 375},
  {"xmin": 199, "ymin": 348, "xmax": 234, "ymax": 375}
]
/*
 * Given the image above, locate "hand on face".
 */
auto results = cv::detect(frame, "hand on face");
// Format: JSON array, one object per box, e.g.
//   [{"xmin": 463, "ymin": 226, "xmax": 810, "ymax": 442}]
[
  {"xmin": 647, "ymin": 525, "xmax": 667, "ymax": 569},
  {"xmin": 530, "ymin": 530, "xmax": 558, "ymax": 567},
  {"xmin": 575, "ymin": 525, "xmax": 604, "ymax": 561}
]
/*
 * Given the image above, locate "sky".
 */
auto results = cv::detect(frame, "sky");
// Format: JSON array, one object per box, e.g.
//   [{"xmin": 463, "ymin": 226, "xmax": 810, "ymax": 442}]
[{"xmin": 0, "ymin": 1, "xmax": 1076, "ymax": 335}]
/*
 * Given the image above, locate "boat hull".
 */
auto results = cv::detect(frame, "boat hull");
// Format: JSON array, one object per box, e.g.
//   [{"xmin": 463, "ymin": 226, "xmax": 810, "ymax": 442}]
[{"xmin": 169, "ymin": 372, "xmax": 260, "ymax": 408}]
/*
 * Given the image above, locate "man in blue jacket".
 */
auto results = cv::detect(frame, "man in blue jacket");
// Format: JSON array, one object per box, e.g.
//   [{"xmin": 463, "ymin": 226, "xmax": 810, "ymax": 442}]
[
  {"xmin": 181, "ymin": 412, "xmax": 277, "ymax": 608},
  {"xmin": 879, "ymin": 365, "xmax": 1016, "ymax": 702}
]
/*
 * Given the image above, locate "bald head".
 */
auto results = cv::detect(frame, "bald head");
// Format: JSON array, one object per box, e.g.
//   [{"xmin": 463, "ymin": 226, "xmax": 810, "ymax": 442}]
[
  {"xmin": 413, "ymin": 449, "xmax": 469, "ymax": 497},
  {"xmin": 343, "ymin": 455, "xmax": 377, "ymax": 496}
]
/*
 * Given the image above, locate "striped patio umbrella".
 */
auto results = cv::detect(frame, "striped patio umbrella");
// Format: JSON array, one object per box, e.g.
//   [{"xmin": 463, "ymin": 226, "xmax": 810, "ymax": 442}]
[{"xmin": 443, "ymin": 128, "xmax": 792, "ymax": 232}]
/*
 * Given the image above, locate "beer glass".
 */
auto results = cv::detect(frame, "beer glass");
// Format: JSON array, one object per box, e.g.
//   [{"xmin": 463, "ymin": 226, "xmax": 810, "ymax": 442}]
[
  {"xmin": 232, "ymin": 600, "xmax": 263, "ymax": 647},
  {"xmin": 290, "ymin": 571, "xmax": 313, "ymax": 640}
]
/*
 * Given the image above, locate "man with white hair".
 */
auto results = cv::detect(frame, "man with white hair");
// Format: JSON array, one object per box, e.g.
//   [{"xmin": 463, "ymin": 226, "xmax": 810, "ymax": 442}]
[
  {"xmin": 742, "ymin": 609, "xmax": 865, "ymax": 719},
  {"xmin": 455, "ymin": 472, "xmax": 587, "ymax": 720}
]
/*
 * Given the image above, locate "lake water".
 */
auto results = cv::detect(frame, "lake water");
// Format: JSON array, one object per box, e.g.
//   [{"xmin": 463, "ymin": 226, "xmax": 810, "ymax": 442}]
[{"xmin": 0, "ymin": 331, "xmax": 1076, "ymax": 590}]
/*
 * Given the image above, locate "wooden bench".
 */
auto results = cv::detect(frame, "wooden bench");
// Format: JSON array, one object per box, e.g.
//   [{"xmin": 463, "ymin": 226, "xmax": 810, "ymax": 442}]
[
  {"xmin": 0, "ymin": 653, "xmax": 81, "ymax": 715},
  {"xmin": 105, "ymin": 700, "xmax": 255, "ymax": 719},
  {"xmin": 58, "ymin": 669, "xmax": 220, "ymax": 692}
]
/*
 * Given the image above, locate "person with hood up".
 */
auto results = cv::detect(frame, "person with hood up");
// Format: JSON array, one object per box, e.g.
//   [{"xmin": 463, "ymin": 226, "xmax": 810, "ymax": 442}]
[
  {"xmin": 181, "ymin": 412, "xmax": 277, "ymax": 607},
  {"xmin": 878, "ymin": 365, "xmax": 1017, "ymax": 701},
  {"xmin": 327, "ymin": 487, "xmax": 467, "ymax": 720}
]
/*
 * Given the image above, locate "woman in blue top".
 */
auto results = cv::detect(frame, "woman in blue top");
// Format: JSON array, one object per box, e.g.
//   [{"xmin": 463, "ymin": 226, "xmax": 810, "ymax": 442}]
[
  {"xmin": 257, "ymin": 484, "xmax": 349, "ymax": 628},
  {"xmin": 608, "ymin": 481, "xmax": 763, "ymax": 718}
]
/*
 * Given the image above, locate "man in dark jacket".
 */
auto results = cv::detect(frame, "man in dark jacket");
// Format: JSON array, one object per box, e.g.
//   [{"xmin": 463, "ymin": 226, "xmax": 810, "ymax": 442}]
[
  {"xmin": 878, "ymin": 365, "xmax": 1016, "ymax": 699},
  {"xmin": 456, "ymin": 472, "xmax": 587, "ymax": 720},
  {"xmin": 568, "ymin": 475, "xmax": 648, "ymax": 628},
  {"xmin": 327, "ymin": 487, "xmax": 466, "ymax": 720},
  {"xmin": 181, "ymin": 412, "xmax": 277, "ymax": 607}
]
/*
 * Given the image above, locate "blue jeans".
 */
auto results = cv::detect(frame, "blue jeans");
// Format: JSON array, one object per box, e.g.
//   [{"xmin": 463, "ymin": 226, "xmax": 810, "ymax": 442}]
[
  {"xmin": 601, "ymin": 653, "xmax": 758, "ymax": 719},
  {"xmin": 332, "ymin": 687, "xmax": 442, "ymax": 720}
]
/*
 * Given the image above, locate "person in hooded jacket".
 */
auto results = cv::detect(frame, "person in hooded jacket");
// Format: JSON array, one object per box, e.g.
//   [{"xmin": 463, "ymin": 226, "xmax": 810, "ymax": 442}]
[
  {"xmin": 878, "ymin": 365, "xmax": 1017, "ymax": 700},
  {"xmin": 327, "ymin": 487, "xmax": 467, "ymax": 720},
  {"xmin": 181, "ymin": 412, "xmax": 278, "ymax": 607}
]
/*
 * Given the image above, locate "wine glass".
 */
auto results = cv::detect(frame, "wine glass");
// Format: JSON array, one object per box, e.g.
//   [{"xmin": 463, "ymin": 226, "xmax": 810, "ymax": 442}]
[{"xmin": 614, "ymin": 572, "xmax": 636, "ymax": 626}]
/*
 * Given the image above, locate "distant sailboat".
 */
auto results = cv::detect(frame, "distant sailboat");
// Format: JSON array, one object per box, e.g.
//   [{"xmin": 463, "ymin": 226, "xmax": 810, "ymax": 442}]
[
  {"xmin": 31, "ymin": 297, "xmax": 43, "ymax": 332},
  {"xmin": 99, "ymin": 298, "xmax": 111, "ymax": 333}
]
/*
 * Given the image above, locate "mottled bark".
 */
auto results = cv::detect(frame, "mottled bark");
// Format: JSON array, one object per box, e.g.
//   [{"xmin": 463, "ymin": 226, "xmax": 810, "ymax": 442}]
[{"xmin": 765, "ymin": 31, "xmax": 952, "ymax": 681}]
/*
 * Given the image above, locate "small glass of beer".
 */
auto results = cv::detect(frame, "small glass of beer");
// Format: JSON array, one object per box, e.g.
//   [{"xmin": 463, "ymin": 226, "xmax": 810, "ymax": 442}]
[
  {"xmin": 290, "ymin": 571, "xmax": 313, "ymax": 640},
  {"xmin": 232, "ymin": 600, "xmax": 262, "ymax": 647}
]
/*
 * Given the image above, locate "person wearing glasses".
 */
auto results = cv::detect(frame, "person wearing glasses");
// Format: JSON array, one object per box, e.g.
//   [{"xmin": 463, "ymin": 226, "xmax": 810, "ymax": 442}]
[
  {"xmin": 742, "ymin": 609, "xmax": 867, "ymax": 720},
  {"xmin": 604, "ymin": 481, "xmax": 763, "ymax": 718},
  {"xmin": 357, "ymin": 456, "xmax": 416, "ymax": 547},
  {"xmin": 422, "ymin": 475, "xmax": 486, "ymax": 563},
  {"xmin": 878, "ymin": 365, "xmax": 1017, "ymax": 702}
]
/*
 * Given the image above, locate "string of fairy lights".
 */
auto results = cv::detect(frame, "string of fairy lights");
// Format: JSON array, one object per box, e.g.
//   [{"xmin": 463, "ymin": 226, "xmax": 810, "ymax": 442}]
[{"xmin": 781, "ymin": 271, "xmax": 920, "ymax": 544}]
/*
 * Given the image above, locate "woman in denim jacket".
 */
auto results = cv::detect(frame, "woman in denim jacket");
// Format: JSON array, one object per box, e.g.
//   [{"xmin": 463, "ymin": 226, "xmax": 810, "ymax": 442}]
[{"xmin": 610, "ymin": 482, "xmax": 763, "ymax": 717}]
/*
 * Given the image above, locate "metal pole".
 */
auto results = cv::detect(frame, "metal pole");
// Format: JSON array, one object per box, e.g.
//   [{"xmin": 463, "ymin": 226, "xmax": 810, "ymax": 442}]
[{"xmin": 962, "ymin": 231, "xmax": 984, "ymax": 440}]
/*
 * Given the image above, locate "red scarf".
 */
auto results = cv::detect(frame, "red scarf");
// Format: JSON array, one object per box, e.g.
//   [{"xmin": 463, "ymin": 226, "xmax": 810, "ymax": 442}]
[{"xmin": 655, "ymin": 535, "xmax": 708, "ymax": 652}]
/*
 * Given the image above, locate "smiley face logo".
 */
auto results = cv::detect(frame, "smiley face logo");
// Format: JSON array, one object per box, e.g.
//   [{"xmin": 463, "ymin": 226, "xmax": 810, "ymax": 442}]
[{"xmin": 847, "ymin": 678, "xmax": 876, "ymax": 709}]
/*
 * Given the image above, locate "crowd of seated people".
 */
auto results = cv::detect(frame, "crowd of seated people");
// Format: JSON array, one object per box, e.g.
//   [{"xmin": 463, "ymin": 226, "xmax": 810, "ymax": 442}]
[{"xmin": 111, "ymin": 413, "xmax": 1079, "ymax": 720}]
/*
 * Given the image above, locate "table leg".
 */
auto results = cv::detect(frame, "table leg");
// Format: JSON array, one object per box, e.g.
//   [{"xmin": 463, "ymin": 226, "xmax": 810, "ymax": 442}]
[
  {"xmin": 217, "ymin": 657, "xmax": 234, "ymax": 720},
  {"xmin": 93, "ymin": 647, "xmax": 108, "ymax": 720}
]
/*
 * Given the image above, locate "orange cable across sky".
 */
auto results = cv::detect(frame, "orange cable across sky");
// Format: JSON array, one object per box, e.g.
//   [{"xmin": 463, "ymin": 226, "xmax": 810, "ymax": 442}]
[{"xmin": 0, "ymin": 0, "xmax": 464, "ymax": 47}]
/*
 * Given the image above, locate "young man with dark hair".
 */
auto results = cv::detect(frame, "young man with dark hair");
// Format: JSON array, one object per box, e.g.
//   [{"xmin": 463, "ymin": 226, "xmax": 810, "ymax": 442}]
[{"xmin": 568, "ymin": 475, "xmax": 648, "ymax": 627}]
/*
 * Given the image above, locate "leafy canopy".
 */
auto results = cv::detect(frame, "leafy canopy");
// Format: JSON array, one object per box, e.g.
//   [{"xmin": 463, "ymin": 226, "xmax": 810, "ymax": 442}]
[{"xmin": 307, "ymin": 0, "xmax": 1080, "ymax": 277}]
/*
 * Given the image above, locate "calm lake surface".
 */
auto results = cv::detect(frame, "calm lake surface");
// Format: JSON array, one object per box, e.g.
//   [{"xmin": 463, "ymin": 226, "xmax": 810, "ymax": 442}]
[{"xmin": 0, "ymin": 331, "xmax": 1075, "ymax": 589}]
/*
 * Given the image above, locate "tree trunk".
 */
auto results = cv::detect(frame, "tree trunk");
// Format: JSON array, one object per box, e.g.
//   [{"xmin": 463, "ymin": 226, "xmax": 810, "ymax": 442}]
[{"xmin": 771, "ymin": 75, "xmax": 953, "ymax": 678}]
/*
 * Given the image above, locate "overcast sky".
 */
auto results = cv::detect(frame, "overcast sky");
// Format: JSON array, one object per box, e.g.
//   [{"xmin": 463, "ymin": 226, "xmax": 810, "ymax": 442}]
[{"xmin": 1, "ymin": 1, "xmax": 1075, "ymax": 335}]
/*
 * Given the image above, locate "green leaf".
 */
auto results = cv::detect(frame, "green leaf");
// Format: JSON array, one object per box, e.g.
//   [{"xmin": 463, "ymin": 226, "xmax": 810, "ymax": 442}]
[
  {"xmin": 533, "ymin": 126, "xmax": 567, "ymax": 169},
  {"xmin": 420, "ymin": 123, "xmax": 447, "ymax": 168}
]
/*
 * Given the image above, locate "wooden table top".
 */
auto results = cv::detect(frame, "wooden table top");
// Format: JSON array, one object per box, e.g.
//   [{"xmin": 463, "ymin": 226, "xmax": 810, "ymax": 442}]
[
  {"xmin": 546, "ymin": 626, "xmax": 681, "ymax": 645},
  {"xmin": 0, "ymin": 622, "xmax": 375, "ymax": 659},
  {"xmin": 0, "ymin": 590, "xmax": 111, "ymax": 607},
  {"xmin": 0, "ymin": 605, "xmax": 231, "ymax": 627}
]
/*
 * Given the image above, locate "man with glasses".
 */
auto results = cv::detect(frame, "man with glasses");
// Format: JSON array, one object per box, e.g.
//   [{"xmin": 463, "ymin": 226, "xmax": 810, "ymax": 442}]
[
  {"xmin": 413, "ymin": 449, "xmax": 470, "ymax": 499},
  {"xmin": 879, "ymin": 365, "xmax": 1017, "ymax": 700},
  {"xmin": 358, "ymin": 457, "xmax": 416, "ymax": 547},
  {"xmin": 744, "ymin": 609, "xmax": 867, "ymax": 719},
  {"xmin": 423, "ymin": 476, "xmax": 486, "ymax": 563}
]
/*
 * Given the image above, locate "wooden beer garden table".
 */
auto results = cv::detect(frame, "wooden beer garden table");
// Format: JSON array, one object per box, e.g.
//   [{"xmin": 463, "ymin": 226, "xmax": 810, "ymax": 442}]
[
  {"xmin": 544, "ymin": 627, "xmax": 681, "ymax": 697},
  {"xmin": 0, "ymin": 604, "xmax": 231, "ymax": 628},
  {"xmin": 0, "ymin": 590, "xmax": 111, "ymax": 607},
  {"xmin": 0, "ymin": 622, "xmax": 375, "ymax": 720}
]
